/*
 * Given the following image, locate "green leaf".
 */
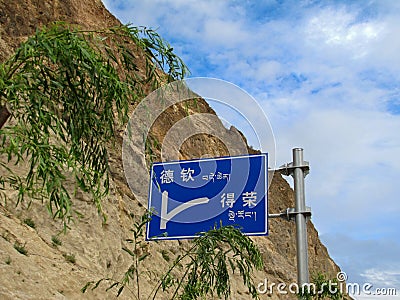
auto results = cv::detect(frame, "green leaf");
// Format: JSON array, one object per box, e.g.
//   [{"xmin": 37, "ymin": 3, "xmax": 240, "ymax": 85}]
[
  {"xmin": 122, "ymin": 247, "xmax": 135, "ymax": 257},
  {"xmin": 116, "ymin": 286, "xmax": 124, "ymax": 297},
  {"xmin": 81, "ymin": 281, "xmax": 93, "ymax": 293},
  {"xmin": 0, "ymin": 22, "xmax": 189, "ymax": 226},
  {"xmin": 105, "ymin": 282, "xmax": 119, "ymax": 292},
  {"xmin": 138, "ymin": 253, "xmax": 149, "ymax": 262}
]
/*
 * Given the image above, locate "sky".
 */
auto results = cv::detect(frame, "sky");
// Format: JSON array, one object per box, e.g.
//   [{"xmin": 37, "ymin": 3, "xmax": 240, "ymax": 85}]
[{"xmin": 103, "ymin": 1, "xmax": 400, "ymax": 298}]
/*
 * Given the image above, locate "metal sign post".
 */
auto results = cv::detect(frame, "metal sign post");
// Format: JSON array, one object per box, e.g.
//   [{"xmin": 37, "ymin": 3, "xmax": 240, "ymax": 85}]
[
  {"xmin": 292, "ymin": 148, "xmax": 310, "ymax": 285},
  {"xmin": 270, "ymin": 148, "xmax": 311, "ymax": 286}
]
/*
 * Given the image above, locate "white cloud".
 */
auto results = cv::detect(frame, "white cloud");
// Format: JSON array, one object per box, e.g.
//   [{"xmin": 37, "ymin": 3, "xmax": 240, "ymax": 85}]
[
  {"xmin": 271, "ymin": 105, "xmax": 400, "ymax": 235},
  {"xmin": 302, "ymin": 4, "xmax": 400, "ymax": 79},
  {"xmin": 305, "ymin": 7, "xmax": 382, "ymax": 57},
  {"xmin": 203, "ymin": 18, "xmax": 250, "ymax": 47},
  {"xmin": 254, "ymin": 60, "xmax": 284, "ymax": 82},
  {"xmin": 361, "ymin": 269, "xmax": 400, "ymax": 288}
]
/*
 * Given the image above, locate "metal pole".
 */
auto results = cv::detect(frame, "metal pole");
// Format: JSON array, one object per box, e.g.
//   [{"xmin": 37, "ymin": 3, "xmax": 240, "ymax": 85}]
[{"xmin": 292, "ymin": 148, "xmax": 309, "ymax": 286}]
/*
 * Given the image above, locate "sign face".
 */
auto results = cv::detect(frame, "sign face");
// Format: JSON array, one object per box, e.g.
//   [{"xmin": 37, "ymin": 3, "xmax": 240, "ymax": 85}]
[{"xmin": 146, "ymin": 154, "xmax": 268, "ymax": 240}]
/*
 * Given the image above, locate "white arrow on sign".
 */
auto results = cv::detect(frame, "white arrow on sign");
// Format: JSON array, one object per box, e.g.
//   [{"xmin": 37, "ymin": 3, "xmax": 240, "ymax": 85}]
[{"xmin": 160, "ymin": 191, "xmax": 209, "ymax": 230}]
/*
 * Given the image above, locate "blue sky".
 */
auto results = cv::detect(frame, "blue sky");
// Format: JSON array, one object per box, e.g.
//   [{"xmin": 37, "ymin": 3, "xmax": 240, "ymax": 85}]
[{"xmin": 103, "ymin": 1, "xmax": 400, "ymax": 298}]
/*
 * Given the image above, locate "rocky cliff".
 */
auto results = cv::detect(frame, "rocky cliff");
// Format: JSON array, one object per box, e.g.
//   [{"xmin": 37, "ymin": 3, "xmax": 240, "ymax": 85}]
[{"xmin": 0, "ymin": 1, "xmax": 340, "ymax": 299}]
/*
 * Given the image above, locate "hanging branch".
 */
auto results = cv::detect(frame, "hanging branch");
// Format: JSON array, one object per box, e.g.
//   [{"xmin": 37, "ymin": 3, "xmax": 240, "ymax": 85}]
[{"xmin": 0, "ymin": 22, "xmax": 189, "ymax": 227}]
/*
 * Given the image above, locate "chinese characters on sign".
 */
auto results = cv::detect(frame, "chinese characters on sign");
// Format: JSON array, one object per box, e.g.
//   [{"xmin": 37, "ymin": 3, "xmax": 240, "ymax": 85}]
[
  {"xmin": 147, "ymin": 154, "xmax": 268, "ymax": 240},
  {"xmin": 160, "ymin": 169, "xmax": 174, "ymax": 184},
  {"xmin": 161, "ymin": 168, "xmax": 198, "ymax": 183},
  {"xmin": 181, "ymin": 168, "xmax": 194, "ymax": 182}
]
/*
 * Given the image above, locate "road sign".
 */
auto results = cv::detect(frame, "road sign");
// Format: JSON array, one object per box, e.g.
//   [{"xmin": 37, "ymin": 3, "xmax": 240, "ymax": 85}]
[{"xmin": 146, "ymin": 153, "xmax": 268, "ymax": 240}]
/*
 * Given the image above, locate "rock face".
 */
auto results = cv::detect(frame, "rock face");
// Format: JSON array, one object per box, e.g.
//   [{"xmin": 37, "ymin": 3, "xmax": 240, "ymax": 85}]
[{"xmin": 0, "ymin": 1, "xmax": 340, "ymax": 299}]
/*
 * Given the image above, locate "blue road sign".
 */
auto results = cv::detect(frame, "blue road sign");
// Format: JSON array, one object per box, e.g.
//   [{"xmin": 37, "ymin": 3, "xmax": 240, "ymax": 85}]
[{"xmin": 146, "ymin": 153, "xmax": 268, "ymax": 240}]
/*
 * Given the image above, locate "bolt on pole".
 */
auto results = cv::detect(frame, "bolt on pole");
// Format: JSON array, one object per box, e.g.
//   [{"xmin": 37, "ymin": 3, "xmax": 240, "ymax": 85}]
[{"xmin": 292, "ymin": 148, "xmax": 310, "ymax": 286}]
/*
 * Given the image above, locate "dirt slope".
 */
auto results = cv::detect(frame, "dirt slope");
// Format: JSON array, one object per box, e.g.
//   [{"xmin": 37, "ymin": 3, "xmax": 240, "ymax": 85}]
[{"xmin": 0, "ymin": 1, "xmax": 340, "ymax": 299}]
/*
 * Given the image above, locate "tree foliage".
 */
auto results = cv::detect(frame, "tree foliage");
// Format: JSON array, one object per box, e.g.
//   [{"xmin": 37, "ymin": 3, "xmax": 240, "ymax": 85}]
[
  {"xmin": 175, "ymin": 225, "xmax": 263, "ymax": 299},
  {"xmin": 82, "ymin": 215, "xmax": 264, "ymax": 299},
  {"xmin": 0, "ymin": 23, "xmax": 188, "ymax": 226}
]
